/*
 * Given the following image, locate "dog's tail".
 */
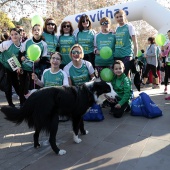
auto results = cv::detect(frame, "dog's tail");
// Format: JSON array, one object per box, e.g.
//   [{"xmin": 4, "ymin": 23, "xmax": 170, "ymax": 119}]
[{"xmin": 1, "ymin": 106, "xmax": 24, "ymax": 125}]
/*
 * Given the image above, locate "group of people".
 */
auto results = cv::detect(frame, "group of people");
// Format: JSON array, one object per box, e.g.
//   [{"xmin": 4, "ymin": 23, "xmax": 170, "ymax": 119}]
[
  {"xmin": 138, "ymin": 31, "xmax": 170, "ymax": 98},
  {"xmin": 2, "ymin": 9, "xmax": 160, "ymax": 118}
]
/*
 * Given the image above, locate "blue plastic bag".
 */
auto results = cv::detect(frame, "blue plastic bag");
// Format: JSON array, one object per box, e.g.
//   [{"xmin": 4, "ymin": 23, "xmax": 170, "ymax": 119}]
[
  {"xmin": 140, "ymin": 92, "xmax": 162, "ymax": 118},
  {"xmin": 131, "ymin": 92, "xmax": 162, "ymax": 118},
  {"xmin": 131, "ymin": 96, "xmax": 144, "ymax": 116},
  {"xmin": 83, "ymin": 104, "xmax": 104, "ymax": 121}
]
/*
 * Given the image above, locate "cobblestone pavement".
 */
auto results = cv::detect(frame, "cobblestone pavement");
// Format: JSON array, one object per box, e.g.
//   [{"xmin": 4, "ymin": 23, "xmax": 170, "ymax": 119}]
[{"xmin": 0, "ymin": 85, "xmax": 170, "ymax": 170}]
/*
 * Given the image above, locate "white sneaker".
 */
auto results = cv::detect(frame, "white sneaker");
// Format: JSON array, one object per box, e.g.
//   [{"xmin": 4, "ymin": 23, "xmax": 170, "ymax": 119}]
[{"xmin": 152, "ymin": 85, "xmax": 160, "ymax": 89}]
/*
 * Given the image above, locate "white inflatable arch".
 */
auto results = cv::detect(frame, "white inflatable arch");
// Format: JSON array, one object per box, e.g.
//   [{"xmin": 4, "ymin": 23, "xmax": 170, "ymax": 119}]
[{"xmin": 62, "ymin": 0, "xmax": 170, "ymax": 34}]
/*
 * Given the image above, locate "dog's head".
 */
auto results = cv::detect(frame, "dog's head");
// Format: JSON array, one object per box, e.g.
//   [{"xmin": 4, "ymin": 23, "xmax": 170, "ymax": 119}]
[{"xmin": 85, "ymin": 80, "xmax": 117, "ymax": 105}]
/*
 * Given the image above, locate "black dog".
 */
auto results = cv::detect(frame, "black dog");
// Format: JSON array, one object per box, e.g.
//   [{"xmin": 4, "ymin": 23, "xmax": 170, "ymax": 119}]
[{"xmin": 1, "ymin": 81, "xmax": 117, "ymax": 155}]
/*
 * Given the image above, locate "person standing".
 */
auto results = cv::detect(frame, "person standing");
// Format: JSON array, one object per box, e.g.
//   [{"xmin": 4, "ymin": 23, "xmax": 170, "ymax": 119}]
[
  {"xmin": 161, "ymin": 30, "xmax": 170, "ymax": 94},
  {"xmin": 94, "ymin": 17, "xmax": 115, "ymax": 77},
  {"xmin": 74, "ymin": 14, "xmax": 96, "ymax": 68},
  {"xmin": 114, "ymin": 10, "xmax": 138, "ymax": 77},
  {"xmin": 42, "ymin": 18, "xmax": 58, "ymax": 70},
  {"xmin": 19, "ymin": 24, "xmax": 47, "ymax": 100},
  {"xmin": 141, "ymin": 37, "xmax": 160, "ymax": 89},
  {"xmin": 0, "ymin": 28, "xmax": 24, "ymax": 107},
  {"xmin": 58, "ymin": 21, "xmax": 76, "ymax": 69}
]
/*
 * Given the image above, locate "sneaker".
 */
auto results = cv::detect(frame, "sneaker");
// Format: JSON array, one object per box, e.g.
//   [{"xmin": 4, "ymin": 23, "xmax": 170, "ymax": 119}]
[
  {"xmin": 9, "ymin": 103, "xmax": 15, "ymax": 107},
  {"xmin": 165, "ymin": 96, "xmax": 170, "ymax": 100},
  {"xmin": 164, "ymin": 88, "xmax": 168, "ymax": 94},
  {"xmin": 152, "ymin": 85, "xmax": 160, "ymax": 89},
  {"xmin": 140, "ymin": 83, "xmax": 146, "ymax": 88},
  {"xmin": 148, "ymin": 83, "xmax": 153, "ymax": 87}
]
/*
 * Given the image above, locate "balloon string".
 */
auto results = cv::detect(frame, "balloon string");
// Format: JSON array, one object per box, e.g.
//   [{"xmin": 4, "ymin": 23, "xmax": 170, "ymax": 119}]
[{"xmin": 33, "ymin": 61, "xmax": 35, "ymax": 89}]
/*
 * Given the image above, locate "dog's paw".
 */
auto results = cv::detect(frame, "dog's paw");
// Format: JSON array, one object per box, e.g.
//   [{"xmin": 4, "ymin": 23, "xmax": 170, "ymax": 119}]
[
  {"xmin": 85, "ymin": 130, "xmax": 89, "ymax": 135},
  {"xmin": 73, "ymin": 135, "xmax": 82, "ymax": 143},
  {"xmin": 58, "ymin": 149, "xmax": 66, "ymax": 155}
]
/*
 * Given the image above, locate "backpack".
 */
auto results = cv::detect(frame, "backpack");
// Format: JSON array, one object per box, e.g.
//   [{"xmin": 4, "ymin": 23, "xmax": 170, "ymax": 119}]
[{"xmin": 131, "ymin": 92, "xmax": 162, "ymax": 118}]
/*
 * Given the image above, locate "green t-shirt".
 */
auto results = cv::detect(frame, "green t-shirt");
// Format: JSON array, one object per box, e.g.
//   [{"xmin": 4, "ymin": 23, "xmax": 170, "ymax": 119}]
[
  {"xmin": 0, "ymin": 40, "xmax": 21, "ymax": 71},
  {"xmin": 21, "ymin": 38, "xmax": 47, "ymax": 71},
  {"xmin": 64, "ymin": 60, "xmax": 94, "ymax": 86},
  {"xmin": 58, "ymin": 35, "xmax": 76, "ymax": 65},
  {"xmin": 94, "ymin": 32, "xmax": 115, "ymax": 66},
  {"xmin": 114, "ymin": 24, "xmax": 134, "ymax": 58},
  {"xmin": 76, "ymin": 29, "xmax": 95, "ymax": 54},
  {"xmin": 42, "ymin": 68, "xmax": 66, "ymax": 87},
  {"xmin": 42, "ymin": 32, "xmax": 58, "ymax": 58}
]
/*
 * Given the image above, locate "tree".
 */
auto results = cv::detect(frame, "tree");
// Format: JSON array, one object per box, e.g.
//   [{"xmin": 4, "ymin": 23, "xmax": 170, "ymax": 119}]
[{"xmin": 0, "ymin": 11, "xmax": 15, "ymax": 33}]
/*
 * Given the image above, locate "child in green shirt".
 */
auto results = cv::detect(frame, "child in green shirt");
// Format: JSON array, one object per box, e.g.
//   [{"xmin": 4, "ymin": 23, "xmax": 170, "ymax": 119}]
[{"xmin": 110, "ymin": 60, "xmax": 132, "ymax": 118}]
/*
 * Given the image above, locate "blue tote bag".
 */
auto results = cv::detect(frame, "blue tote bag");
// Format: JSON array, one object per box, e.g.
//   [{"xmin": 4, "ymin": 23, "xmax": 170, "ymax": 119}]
[
  {"xmin": 139, "ymin": 92, "xmax": 162, "ymax": 118},
  {"xmin": 83, "ymin": 104, "xmax": 104, "ymax": 121},
  {"xmin": 131, "ymin": 96, "xmax": 144, "ymax": 116},
  {"xmin": 131, "ymin": 92, "xmax": 162, "ymax": 118}
]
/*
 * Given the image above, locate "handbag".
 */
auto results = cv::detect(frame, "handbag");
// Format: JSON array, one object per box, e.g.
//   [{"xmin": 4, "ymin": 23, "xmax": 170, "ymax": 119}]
[
  {"xmin": 131, "ymin": 92, "xmax": 162, "ymax": 118},
  {"xmin": 83, "ymin": 104, "xmax": 104, "ymax": 121}
]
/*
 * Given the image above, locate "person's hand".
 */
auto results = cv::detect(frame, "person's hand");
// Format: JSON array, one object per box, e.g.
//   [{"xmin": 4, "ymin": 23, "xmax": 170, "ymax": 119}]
[
  {"xmin": 21, "ymin": 56, "xmax": 26, "ymax": 61},
  {"xmin": 34, "ymin": 58, "xmax": 40, "ymax": 63},
  {"xmin": 16, "ymin": 68, "xmax": 23, "ymax": 74},
  {"xmin": 32, "ymin": 73, "xmax": 38, "ymax": 81},
  {"xmin": 114, "ymin": 104, "xmax": 121, "ymax": 109},
  {"xmin": 95, "ymin": 50, "xmax": 100, "ymax": 55}
]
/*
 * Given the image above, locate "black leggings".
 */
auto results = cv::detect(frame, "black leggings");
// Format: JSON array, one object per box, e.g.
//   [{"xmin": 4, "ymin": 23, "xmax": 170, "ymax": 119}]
[
  {"xmin": 5, "ymin": 69, "xmax": 25, "ymax": 105},
  {"xmin": 84, "ymin": 52, "xmax": 95, "ymax": 69},
  {"xmin": 110, "ymin": 102, "xmax": 129, "ymax": 118},
  {"xmin": 164, "ymin": 64, "xmax": 170, "ymax": 86},
  {"xmin": 143, "ymin": 64, "xmax": 158, "ymax": 78}
]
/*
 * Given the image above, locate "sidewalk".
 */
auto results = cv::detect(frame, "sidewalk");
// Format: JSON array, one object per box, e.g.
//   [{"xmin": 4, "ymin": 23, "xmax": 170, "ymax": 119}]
[{"xmin": 0, "ymin": 85, "xmax": 170, "ymax": 170}]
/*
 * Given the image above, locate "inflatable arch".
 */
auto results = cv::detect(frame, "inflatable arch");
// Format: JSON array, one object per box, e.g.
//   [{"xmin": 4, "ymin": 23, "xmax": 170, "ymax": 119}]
[{"xmin": 62, "ymin": 0, "xmax": 170, "ymax": 34}]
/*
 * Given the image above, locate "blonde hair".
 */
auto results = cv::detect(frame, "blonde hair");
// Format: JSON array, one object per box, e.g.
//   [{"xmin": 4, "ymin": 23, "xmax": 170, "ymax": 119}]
[
  {"xmin": 114, "ymin": 10, "xmax": 128, "ymax": 23},
  {"xmin": 69, "ymin": 44, "xmax": 84, "ymax": 59}
]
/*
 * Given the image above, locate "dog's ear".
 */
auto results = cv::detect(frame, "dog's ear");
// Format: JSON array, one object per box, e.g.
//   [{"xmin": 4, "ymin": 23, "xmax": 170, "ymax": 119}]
[{"xmin": 92, "ymin": 81, "xmax": 111, "ymax": 95}]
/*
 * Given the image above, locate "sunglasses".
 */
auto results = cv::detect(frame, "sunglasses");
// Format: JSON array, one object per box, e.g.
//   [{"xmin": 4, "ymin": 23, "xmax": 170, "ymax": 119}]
[
  {"xmin": 71, "ymin": 50, "xmax": 82, "ymax": 55},
  {"xmin": 19, "ymin": 29, "xmax": 24, "ymax": 32},
  {"xmin": 82, "ymin": 20, "xmax": 89, "ymax": 23},
  {"xmin": 47, "ymin": 23, "xmax": 55, "ymax": 26},
  {"xmin": 63, "ymin": 25, "xmax": 70, "ymax": 28},
  {"xmin": 101, "ymin": 21, "xmax": 109, "ymax": 26}
]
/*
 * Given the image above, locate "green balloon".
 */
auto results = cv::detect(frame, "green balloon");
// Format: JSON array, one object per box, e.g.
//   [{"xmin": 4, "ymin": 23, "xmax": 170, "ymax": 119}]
[
  {"xmin": 155, "ymin": 34, "xmax": 166, "ymax": 46},
  {"xmin": 137, "ymin": 50, "xmax": 142, "ymax": 57},
  {"xmin": 31, "ymin": 15, "xmax": 44, "ymax": 27},
  {"xmin": 100, "ymin": 68, "xmax": 113, "ymax": 82},
  {"xmin": 27, "ymin": 44, "xmax": 41, "ymax": 61},
  {"xmin": 100, "ymin": 46, "xmax": 112, "ymax": 59}
]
